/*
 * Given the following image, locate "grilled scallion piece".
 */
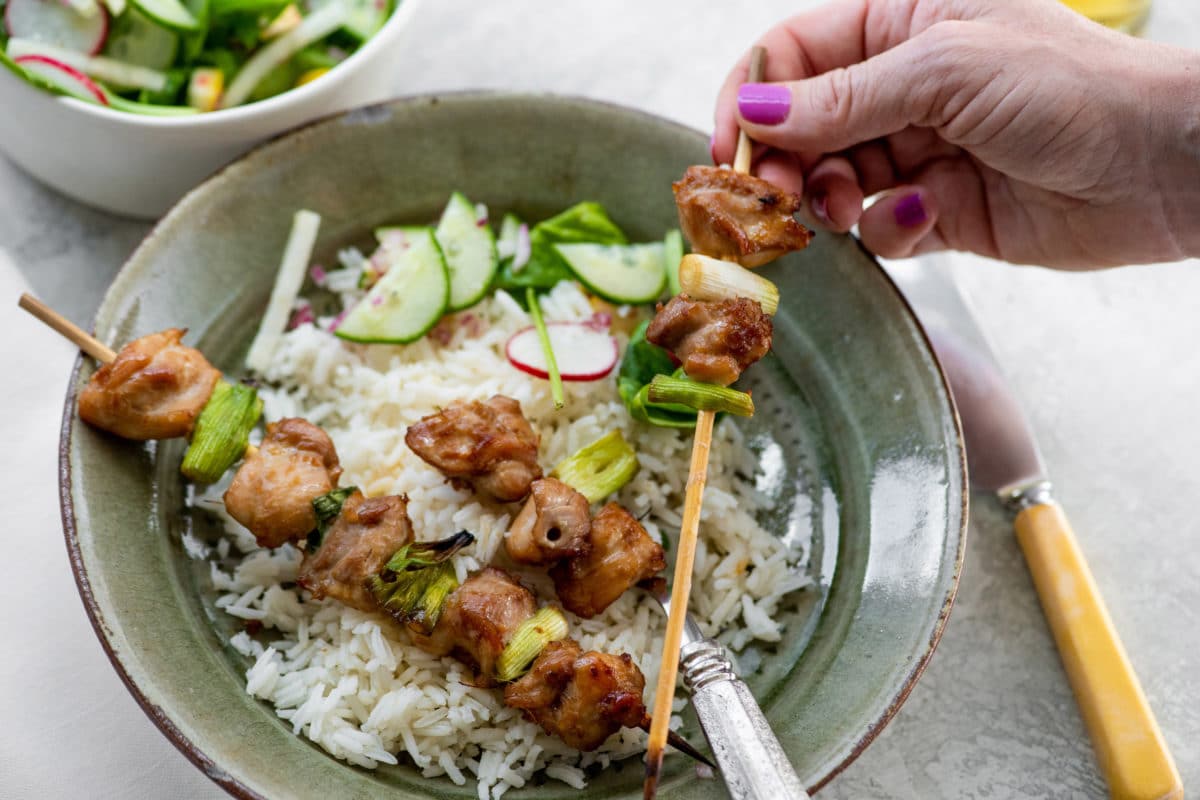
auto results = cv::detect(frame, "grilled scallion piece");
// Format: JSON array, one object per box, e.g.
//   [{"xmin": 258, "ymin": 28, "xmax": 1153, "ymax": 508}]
[
  {"xmin": 526, "ymin": 287, "xmax": 565, "ymax": 409},
  {"xmin": 370, "ymin": 532, "xmax": 475, "ymax": 633},
  {"xmin": 551, "ymin": 430, "xmax": 639, "ymax": 503},
  {"xmin": 180, "ymin": 381, "xmax": 263, "ymax": 483},
  {"xmin": 646, "ymin": 374, "xmax": 755, "ymax": 417},
  {"xmin": 307, "ymin": 486, "xmax": 359, "ymax": 551},
  {"xmin": 495, "ymin": 606, "xmax": 570, "ymax": 682},
  {"xmin": 677, "ymin": 253, "xmax": 779, "ymax": 315}
]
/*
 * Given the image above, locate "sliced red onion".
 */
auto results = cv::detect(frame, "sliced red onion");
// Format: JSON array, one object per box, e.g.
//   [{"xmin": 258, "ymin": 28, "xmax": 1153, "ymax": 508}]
[
  {"xmin": 328, "ymin": 308, "xmax": 350, "ymax": 332},
  {"xmin": 287, "ymin": 303, "xmax": 315, "ymax": 330},
  {"xmin": 586, "ymin": 311, "xmax": 612, "ymax": 331},
  {"xmin": 309, "ymin": 264, "xmax": 327, "ymax": 286},
  {"xmin": 474, "ymin": 203, "xmax": 489, "ymax": 227},
  {"xmin": 511, "ymin": 223, "xmax": 531, "ymax": 272}
]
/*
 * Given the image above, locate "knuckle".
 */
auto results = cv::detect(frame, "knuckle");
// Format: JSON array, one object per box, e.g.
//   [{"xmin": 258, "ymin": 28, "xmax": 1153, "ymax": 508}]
[
  {"xmin": 910, "ymin": 20, "xmax": 985, "ymax": 124},
  {"xmin": 809, "ymin": 66, "xmax": 856, "ymax": 129}
]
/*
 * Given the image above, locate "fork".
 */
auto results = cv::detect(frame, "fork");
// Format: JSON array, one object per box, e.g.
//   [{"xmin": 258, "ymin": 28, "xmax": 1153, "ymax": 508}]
[{"xmin": 647, "ymin": 586, "xmax": 810, "ymax": 799}]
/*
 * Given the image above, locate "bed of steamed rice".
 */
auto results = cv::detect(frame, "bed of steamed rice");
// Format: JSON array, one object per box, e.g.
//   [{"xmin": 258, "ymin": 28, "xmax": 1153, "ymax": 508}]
[{"xmin": 190, "ymin": 267, "xmax": 811, "ymax": 799}]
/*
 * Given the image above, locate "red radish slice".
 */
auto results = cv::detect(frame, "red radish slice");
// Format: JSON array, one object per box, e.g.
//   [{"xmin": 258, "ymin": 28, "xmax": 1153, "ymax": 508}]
[
  {"xmin": 506, "ymin": 321, "xmax": 618, "ymax": 382},
  {"xmin": 5, "ymin": 0, "xmax": 109, "ymax": 55},
  {"xmin": 14, "ymin": 54, "xmax": 108, "ymax": 104}
]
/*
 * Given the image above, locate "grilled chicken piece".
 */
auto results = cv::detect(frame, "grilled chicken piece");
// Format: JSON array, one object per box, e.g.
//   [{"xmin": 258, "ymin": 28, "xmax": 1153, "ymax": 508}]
[
  {"xmin": 645, "ymin": 295, "xmax": 772, "ymax": 387},
  {"xmin": 504, "ymin": 638, "xmax": 647, "ymax": 751},
  {"xmin": 405, "ymin": 395, "xmax": 542, "ymax": 502},
  {"xmin": 77, "ymin": 328, "xmax": 221, "ymax": 440},
  {"xmin": 673, "ymin": 165, "xmax": 812, "ymax": 267},
  {"xmin": 224, "ymin": 418, "xmax": 343, "ymax": 548},
  {"xmin": 550, "ymin": 503, "xmax": 666, "ymax": 619},
  {"xmin": 505, "ymin": 478, "xmax": 591, "ymax": 566},
  {"xmin": 297, "ymin": 491, "xmax": 412, "ymax": 613},
  {"xmin": 411, "ymin": 567, "xmax": 537, "ymax": 687}
]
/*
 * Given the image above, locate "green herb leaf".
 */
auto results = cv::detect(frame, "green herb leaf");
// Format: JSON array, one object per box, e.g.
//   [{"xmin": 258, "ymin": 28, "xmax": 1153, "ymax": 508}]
[
  {"xmin": 138, "ymin": 67, "xmax": 189, "ymax": 105},
  {"xmin": 617, "ymin": 320, "xmax": 698, "ymax": 429},
  {"xmin": 307, "ymin": 486, "xmax": 359, "ymax": 551}
]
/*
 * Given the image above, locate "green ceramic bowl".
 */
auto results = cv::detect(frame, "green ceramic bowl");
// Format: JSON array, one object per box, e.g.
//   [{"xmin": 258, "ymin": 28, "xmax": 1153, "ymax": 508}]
[{"xmin": 60, "ymin": 93, "xmax": 967, "ymax": 799}]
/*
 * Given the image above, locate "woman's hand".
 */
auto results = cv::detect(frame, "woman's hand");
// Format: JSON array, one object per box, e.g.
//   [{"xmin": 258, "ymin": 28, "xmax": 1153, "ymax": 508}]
[{"xmin": 713, "ymin": 0, "xmax": 1200, "ymax": 268}]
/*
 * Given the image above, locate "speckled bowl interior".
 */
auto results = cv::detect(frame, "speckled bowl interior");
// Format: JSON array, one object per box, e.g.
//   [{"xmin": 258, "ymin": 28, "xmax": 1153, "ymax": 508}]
[{"xmin": 60, "ymin": 93, "xmax": 967, "ymax": 799}]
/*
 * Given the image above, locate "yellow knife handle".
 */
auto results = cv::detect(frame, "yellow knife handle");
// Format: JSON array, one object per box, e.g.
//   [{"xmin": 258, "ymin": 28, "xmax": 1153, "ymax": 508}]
[{"xmin": 1014, "ymin": 500, "xmax": 1183, "ymax": 800}]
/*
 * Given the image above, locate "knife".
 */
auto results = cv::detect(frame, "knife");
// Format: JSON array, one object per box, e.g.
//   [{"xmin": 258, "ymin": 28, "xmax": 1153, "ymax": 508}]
[{"xmin": 884, "ymin": 255, "xmax": 1182, "ymax": 800}]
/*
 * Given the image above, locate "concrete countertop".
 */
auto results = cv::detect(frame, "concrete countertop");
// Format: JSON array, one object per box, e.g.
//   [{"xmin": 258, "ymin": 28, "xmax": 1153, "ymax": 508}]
[{"xmin": 1, "ymin": 1, "xmax": 1196, "ymax": 797}]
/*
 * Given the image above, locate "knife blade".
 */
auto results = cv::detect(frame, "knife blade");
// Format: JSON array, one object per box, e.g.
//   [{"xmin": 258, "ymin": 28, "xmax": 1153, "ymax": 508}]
[{"xmin": 883, "ymin": 254, "xmax": 1182, "ymax": 800}]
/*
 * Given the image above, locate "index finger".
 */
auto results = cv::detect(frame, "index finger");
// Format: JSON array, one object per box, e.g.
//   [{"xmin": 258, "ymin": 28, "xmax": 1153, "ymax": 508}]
[{"xmin": 712, "ymin": 0, "xmax": 871, "ymax": 167}]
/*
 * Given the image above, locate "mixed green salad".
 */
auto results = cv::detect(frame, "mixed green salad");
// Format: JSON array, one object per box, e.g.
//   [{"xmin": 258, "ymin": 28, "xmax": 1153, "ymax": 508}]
[{"xmin": 0, "ymin": 0, "xmax": 393, "ymax": 114}]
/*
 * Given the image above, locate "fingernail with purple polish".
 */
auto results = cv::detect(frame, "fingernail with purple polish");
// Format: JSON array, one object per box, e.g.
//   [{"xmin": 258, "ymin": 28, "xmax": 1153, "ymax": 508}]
[
  {"xmin": 811, "ymin": 193, "xmax": 830, "ymax": 225},
  {"xmin": 737, "ymin": 83, "xmax": 790, "ymax": 125},
  {"xmin": 894, "ymin": 193, "xmax": 928, "ymax": 228}
]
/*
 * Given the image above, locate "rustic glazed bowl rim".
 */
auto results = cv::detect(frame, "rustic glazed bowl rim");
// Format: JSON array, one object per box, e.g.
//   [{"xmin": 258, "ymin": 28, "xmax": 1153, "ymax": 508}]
[{"xmin": 57, "ymin": 91, "xmax": 968, "ymax": 798}]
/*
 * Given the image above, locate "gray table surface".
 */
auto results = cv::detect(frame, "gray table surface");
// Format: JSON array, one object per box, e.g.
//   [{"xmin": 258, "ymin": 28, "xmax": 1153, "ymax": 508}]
[{"xmin": 2, "ymin": 1, "xmax": 1198, "ymax": 798}]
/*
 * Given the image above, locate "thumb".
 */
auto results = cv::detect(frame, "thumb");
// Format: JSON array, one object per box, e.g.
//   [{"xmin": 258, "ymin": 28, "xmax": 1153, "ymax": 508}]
[{"xmin": 735, "ymin": 30, "xmax": 954, "ymax": 155}]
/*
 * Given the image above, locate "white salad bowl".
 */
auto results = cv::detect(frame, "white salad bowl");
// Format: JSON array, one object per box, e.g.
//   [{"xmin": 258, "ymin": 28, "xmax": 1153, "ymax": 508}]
[{"xmin": 0, "ymin": 0, "xmax": 423, "ymax": 219}]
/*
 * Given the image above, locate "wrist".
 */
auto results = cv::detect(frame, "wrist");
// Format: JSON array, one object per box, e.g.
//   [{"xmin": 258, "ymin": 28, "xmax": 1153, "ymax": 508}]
[{"xmin": 1144, "ymin": 43, "xmax": 1200, "ymax": 260}]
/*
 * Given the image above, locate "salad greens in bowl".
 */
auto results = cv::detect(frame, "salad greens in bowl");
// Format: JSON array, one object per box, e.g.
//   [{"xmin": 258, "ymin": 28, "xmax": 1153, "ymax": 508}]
[{"xmin": 0, "ymin": 0, "xmax": 421, "ymax": 217}]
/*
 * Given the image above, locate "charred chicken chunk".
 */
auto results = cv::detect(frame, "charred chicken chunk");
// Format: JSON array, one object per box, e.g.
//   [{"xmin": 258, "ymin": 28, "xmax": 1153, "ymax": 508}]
[
  {"xmin": 673, "ymin": 165, "xmax": 812, "ymax": 267},
  {"xmin": 505, "ymin": 478, "xmax": 591, "ymax": 566},
  {"xmin": 645, "ymin": 295, "xmax": 772, "ymax": 387},
  {"xmin": 77, "ymin": 328, "xmax": 221, "ymax": 440},
  {"xmin": 412, "ymin": 567, "xmax": 537, "ymax": 686},
  {"xmin": 297, "ymin": 491, "xmax": 413, "ymax": 613},
  {"xmin": 405, "ymin": 395, "xmax": 542, "ymax": 502},
  {"xmin": 551, "ymin": 503, "xmax": 666, "ymax": 619},
  {"xmin": 224, "ymin": 418, "xmax": 343, "ymax": 548},
  {"xmin": 504, "ymin": 638, "xmax": 647, "ymax": 751}
]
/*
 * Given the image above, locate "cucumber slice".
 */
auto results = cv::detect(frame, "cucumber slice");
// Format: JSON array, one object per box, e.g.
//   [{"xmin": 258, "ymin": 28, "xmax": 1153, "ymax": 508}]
[
  {"xmin": 309, "ymin": 0, "xmax": 387, "ymax": 41},
  {"xmin": 554, "ymin": 242, "xmax": 667, "ymax": 305},
  {"xmin": 130, "ymin": 0, "xmax": 199, "ymax": 33},
  {"xmin": 103, "ymin": 8, "xmax": 178, "ymax": 70},
  {"xmin": 431, "ymin": 192, "xmax": 498, "ymax": 311},
  {"xmin": 663, "ymin": 229, "xmax": 683, "ymax": 297},
  {"xmin": 335, "ymin": 227, "xmax": 449, "ymax": 344}
]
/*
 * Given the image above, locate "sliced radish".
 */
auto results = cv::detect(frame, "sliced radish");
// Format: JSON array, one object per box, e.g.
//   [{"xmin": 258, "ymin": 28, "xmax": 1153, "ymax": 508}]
[
  {"xmin": 5, "ymin": 0, "xmax": 109, "ymax": 55},
  {"xmin": 8, "ymin": 36, "xmax": 167, "ymax": 90},
  {"xmin": 13, "ymin": 54, "xmax": 108, "ymax": 104},
  {"xmin": 506, "ymin": 321, "xmax": 618, "ymax": 382}
]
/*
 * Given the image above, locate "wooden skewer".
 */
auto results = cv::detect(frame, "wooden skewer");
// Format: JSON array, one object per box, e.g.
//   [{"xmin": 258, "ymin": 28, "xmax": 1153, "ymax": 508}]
[
  {"xmin": 18, "ymin": 293, "xmax": 116, "ymax": 364},
  {"xmin": 643, "ymin": 45, "xmax": 766, "ymax": 800}
]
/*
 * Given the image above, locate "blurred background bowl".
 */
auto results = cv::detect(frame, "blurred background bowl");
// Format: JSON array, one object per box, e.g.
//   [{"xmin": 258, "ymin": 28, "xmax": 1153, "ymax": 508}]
[{"xmin": 0, "ymin": 0, "xmax": 422, "ymax": 220}]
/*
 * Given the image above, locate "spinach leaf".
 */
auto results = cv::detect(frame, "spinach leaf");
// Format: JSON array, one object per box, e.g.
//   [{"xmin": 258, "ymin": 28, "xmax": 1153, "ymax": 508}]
[{"xmin": 618, "ymin": 321, "xmax": 697, "ymax": 429}]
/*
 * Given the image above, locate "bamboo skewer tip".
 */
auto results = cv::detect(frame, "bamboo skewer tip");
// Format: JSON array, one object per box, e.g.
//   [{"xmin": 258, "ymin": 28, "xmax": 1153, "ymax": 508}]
[{"xmin": 644, "ymin": 45, "xmax": 767, "ymax": 800}]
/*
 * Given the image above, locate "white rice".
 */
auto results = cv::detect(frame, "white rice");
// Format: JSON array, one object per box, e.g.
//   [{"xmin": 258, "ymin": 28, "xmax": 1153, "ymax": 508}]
[{"xmin": 193, "ymin": 272, "xmax": 811, "ymax": 797}]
